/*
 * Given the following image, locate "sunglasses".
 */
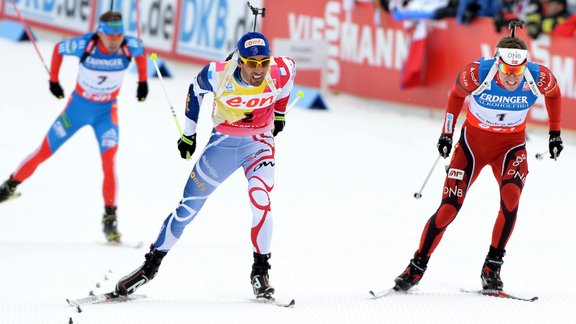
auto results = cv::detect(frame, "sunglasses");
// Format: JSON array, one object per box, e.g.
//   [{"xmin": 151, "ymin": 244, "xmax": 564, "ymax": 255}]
[
  {"xmin": 499, "ymin": 63, "xmax": 526, "ymax": 76},
  {"xmin": 239, "ymin": 56, "xmax": 271, "ymax": 69}
]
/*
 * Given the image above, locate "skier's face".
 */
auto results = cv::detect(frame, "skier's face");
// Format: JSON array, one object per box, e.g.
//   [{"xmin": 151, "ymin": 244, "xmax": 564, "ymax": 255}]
[
  {"xmin": 498, "ymin": 70, "xmax": 523, "ymax": 91},
  {"xmin": 239, "ymin": 55, "xmax": 270, "ymax": 86},
  {"xmin": 498, "ymin": 63, "xmax": 526, "ymax": 91},
  {"xmin": 99, "ymin": 33, "xmax": 125, "ymax": 54}
]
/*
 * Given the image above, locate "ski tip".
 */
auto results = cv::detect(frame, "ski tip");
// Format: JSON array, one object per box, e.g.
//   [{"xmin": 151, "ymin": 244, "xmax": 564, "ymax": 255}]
[
  {"xmin": 462, "ymin": 288, "xmax": 539, "ymax": 302},
  {"xmin": 277, "ymin": 299, "xmax": 295, "ymax": 308},
  {"xmin": 255, "ymin": 296, "xmax": 295, "ymax": 307},
  {"xmin": 369, "ymin": 287, "xmax": 400, "ymax": 299}
]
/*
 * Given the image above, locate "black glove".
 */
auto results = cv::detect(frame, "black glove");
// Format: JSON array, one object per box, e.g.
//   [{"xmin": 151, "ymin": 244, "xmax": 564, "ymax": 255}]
[
  {"xmin": 49, "ymin": 81, "xmax": 65, "ymax": 99},
  {"xmin": 272, "ymin": 113, "xmax": 285, "ymax": 137},
  {"xmin": 177, "ymin": 134, "xmax": 196, "ymax": 160},
  {"xmin": 548, "ymin": 131, "xmax": 563, "ymax": 159},
  {"xmin": 437, "ymin": 135, "xmax": 453, "ymax": 158},
  {"xmin": 137, "ymin": 81, "xmax": 148, "ymax": 101}
]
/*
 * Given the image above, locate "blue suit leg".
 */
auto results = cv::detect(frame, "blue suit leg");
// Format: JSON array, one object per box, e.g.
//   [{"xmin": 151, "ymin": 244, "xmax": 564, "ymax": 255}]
[
  {"xmin": 46, "ymin": 93, "xmax": 94, "ymax": 153},
  {"xmin": 153, "ymin": 132, "xmax": 241, "ymax": 252}
]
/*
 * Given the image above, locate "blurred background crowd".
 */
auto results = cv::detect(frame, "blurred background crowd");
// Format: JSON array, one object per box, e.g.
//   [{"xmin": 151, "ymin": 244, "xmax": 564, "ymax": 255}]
[{"xmin": 352, "ymin": 0, "xmax": 576, "ymax": 38}]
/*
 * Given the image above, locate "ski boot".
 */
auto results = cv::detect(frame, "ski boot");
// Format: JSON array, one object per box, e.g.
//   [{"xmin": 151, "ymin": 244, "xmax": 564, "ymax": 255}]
[
  {"xmin": 251, "ymin": 252, "xmax": 275, "ymax": 298},
  {"xmin": 115, "ymin": 245, "xmax": 167, "ymax": 296},
  {"xmin": 394, "ymin": 253, "xmax": 429, "ymax": 291},
  {"xmin": 102, "ymin": 206, "xmax": 122, "ymax": 242},
  {"xmin": 0, "ymin": 176, "xmax": 20, "ymax": 203},
  {"xmin": 481, "ymin": 247, "xmax": 505, "ymax": 291}
]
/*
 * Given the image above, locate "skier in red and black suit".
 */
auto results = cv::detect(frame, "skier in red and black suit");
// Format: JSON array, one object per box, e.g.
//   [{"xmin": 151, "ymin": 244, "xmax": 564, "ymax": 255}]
[{"xmin": 393, "ymin": 34, "xmax": 563, "ymax": 292}]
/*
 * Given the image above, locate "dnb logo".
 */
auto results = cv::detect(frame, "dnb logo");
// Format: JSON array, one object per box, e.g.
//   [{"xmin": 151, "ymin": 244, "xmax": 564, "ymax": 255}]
[
  {"xmin": 222, "ymin": 93, "xmax": 275, "ymax": 110},
  {"xmin": 447, "ymin": 168, "xmax": 465, "ymax": 180}
]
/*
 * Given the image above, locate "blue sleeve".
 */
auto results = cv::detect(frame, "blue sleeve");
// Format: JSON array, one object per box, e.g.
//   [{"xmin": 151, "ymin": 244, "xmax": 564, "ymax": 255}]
[
  {"xmin": 185, "ymin": 84, "xmax": 200, "ymax": 123},
  {"xmin": 124, "ymin": 36, "xmax": 145, "ymax": 57},
  {"xmin": 196, "ymin": 64, "xmax": 213, "ymax": 92},
  {"xmin": 57, "ymin": 33, "xmax": 93, "ymax": 58},
  {"xmin": 185, "ymin": 64, "xmax": 213, "ymax": 123}
]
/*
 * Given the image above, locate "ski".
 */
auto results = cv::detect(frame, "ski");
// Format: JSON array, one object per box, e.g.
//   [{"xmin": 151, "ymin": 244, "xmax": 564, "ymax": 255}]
[
  {"xmin": 66, "ymin": 292, "xmax": 146, "ymax": 312},
  {"xmin": 369, "ymin": 288, "xmax": 399, "ymax": 299},
  {"xmin": 460, "ymin": 289, "xmax": 538, "ymax": 302},
  {"xmin": 96, "ymin": 240, "xmax": 144, "ymax": 249},
  {"xmin": 255, "ymin": 296, "xmax": 296, "ymax": 308}
]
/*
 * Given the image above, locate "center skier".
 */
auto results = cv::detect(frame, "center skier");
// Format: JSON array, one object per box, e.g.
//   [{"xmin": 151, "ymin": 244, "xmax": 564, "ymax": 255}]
[{"xmin": 114, "ymin": 32, "xmax": 296, "ymax": 300}]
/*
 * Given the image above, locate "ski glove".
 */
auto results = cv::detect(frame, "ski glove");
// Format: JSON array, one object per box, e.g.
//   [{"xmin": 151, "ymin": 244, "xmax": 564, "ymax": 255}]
[
  {"xmin": 548, "ymin": 131, "xmax": 563, "ymax": 159},
  {"xmin": 49, "ymin": 81, "xmax": 65, "ymax": 99},
  {"xmin": 272, "ymin": 113, "xmax": 285, "ymax": 137},
  {"xmin": 137, "ymin": 81, "xmax": 148, "ymax": 101},
  {"xmin": 437, "ymin": 135, "xmax": 453, "ymax": 158},
  {"xmin": 177, "ymin": 134, "xmax": 196, "ymax": 160}
]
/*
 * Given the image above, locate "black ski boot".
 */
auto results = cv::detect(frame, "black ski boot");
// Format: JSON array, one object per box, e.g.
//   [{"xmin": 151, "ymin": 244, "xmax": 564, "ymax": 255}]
[
  {"xmin": 115, "ymin": 245, "xmax": 167, "ymax": 296},
  {"xmin": 394, "ymin": 253, "xmax": 429, "ymax": 291},
  {"xmin": 0, "ymin": 176, "xmax": 20, "ymax": 203},
  {"xmin": 251, "ymin": 252, "xmax": 275, "ymax": 298},
  {"xmin": 481, "ymin": 247, "xmax": 505, "ymax": 291},
  {"xmin": 102, "ymin": 206, "xmax": 122, "ymax": 242}
]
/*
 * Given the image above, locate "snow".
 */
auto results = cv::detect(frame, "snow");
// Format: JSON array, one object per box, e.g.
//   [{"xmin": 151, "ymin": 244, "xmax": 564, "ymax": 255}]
[{"xmin": 1, "ymin": 35, "xmax": 575, "ymax": 324}]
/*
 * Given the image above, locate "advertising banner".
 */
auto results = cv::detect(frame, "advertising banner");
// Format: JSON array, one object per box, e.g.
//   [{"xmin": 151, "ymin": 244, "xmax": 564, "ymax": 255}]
[
  {"xmin": 98, "ymin": 0, "xmax": 177, "ymax": 52},
  {"xmin": 2, "ymin": 0, "xmax": 574, "ymax": 130},
  {"xmin": 263, "ymin": 0, "xmax": 576, "ymax": 130},
  {"xmin": 2, "ymin": 0, "xmax": 94, "ymax": 33},
  {"xmin": 175, "ymin": 0, "xmax": 263, "ymax": 61}
]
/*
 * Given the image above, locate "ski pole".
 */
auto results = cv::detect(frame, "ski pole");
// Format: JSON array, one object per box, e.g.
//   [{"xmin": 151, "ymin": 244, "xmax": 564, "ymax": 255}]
[
  {"xmin": 535, "ymin": 148, "xmax": 558, "ymax": 161},
  {"xmin": 534, "ymin": 151, "xmax": 547, "ymax": 160},
  {"xmin": 10, "ymin": 0, "xmax": 50, "ymax": 75},
  {"xmin": 553, "ymin": 147, "xmax": 558, "ymax": 161},
  {"xmin": 150, "ymin": 53, "xmax": 184, "ymax": 136},
  {"xmin": 414, "ymin": 154, "xmax": 443, "ymax": 199},
  {"xmin": 150, "ymin": 53, "xmax": 193, "ymax": 160},
  {"xmin": 286, "ymin": 90, "xmax": 305, "ymax": 113}
]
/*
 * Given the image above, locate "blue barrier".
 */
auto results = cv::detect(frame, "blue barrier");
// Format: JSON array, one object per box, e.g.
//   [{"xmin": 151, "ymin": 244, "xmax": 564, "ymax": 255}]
[
  {"xmin": 0, "ymin": 20, "xmax": 36, "ymax": 42},
  {"xmin": 132, "ymin": 56, "xmax": 173, "ymax": 78},
  {"xmin": 289, "ymin": 85, "xmax": 328, "ymax": 110}
]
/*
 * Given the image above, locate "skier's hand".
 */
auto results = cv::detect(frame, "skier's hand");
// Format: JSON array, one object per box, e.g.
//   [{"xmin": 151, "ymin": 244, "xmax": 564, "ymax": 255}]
[
  {"xmin": 177, "ymin": 133, "xmax": 196, "ymax": 160},
  {"xmin": 137, "ymin": 81, "xmax": 148, "ymax": 101},
  {"xmin": 272, "ymin": 113, "xmax": 285, "ymax": 137},
  {"xmin": 49, "ymin": 81, "xmax": 65, "ymax": 99},
  {"xmin": 437, "ymin": 135, "xmax": 453, "ymax": 158},
  {"xmin": 548, "ymin": 131, "xmax": 563, "ymax": 160}
]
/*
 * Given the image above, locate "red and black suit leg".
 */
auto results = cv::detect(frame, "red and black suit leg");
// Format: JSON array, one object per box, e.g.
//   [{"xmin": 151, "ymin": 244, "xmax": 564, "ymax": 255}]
[
  {"xmin": 417, "ymin": 127, "xmax": 485, "ymax": 258},
  {"xmin": 489, "ymin": 143, "xmax": 528, "ymax": 251}
]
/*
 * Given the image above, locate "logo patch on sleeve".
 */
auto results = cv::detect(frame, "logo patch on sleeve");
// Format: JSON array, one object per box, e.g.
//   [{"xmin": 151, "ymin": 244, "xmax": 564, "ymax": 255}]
[{"xmin": 447, "ymin": 168, "xmax": 465, "ymax": 180}]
